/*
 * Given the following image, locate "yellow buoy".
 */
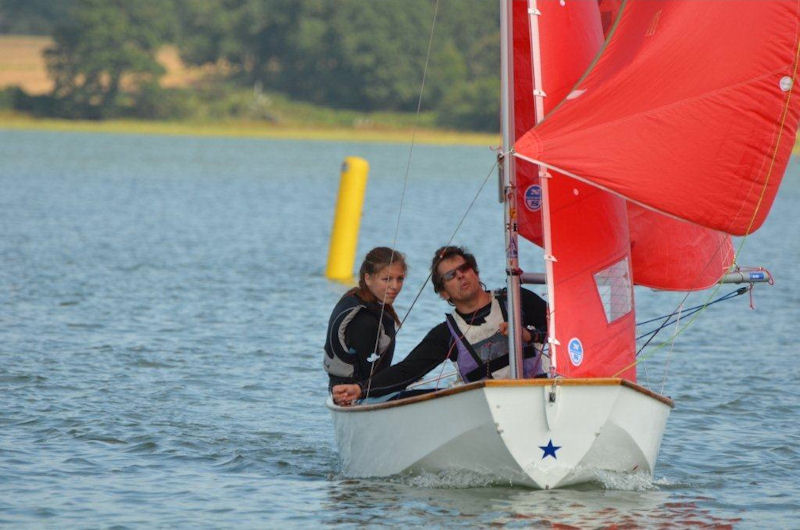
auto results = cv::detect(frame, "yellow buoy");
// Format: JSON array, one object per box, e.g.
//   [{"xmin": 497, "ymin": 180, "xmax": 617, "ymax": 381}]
[{"xmin": 326, "ymin": 157, "xmax": 369, "ymax": 281}]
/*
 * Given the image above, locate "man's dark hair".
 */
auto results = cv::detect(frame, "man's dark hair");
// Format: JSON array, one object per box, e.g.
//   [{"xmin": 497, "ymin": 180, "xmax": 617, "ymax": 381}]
[{"xmin": 430, "ymin": 246, "xmax": 479, "ymax": 294}]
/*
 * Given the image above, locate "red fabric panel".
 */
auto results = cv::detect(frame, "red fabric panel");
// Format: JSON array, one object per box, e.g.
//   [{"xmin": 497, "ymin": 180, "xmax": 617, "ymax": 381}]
[
  {"xmin": 512, "ymin": 0, "xmax": 543, "ymax": 245},
  {"xmin": 516, "ymin": 0, "xmax": 800, "ymax": 236},
  {"xmin": 514, "ymin": 0, "xmax": 605, "ymax": 246},
  {"xmin": 510, "ymin": 1, "xmax": 637, "ymax": 380},
  {"xmin": 628, "ymin": 204, "xmax": 735, "ymax": 291},
  {"xmin": 596, "ymin": 0, "xmax": 737, "ymax": 290},
  {"xmin": 547, "ymin": 177, "xmax": 637, "ymax": 380}
]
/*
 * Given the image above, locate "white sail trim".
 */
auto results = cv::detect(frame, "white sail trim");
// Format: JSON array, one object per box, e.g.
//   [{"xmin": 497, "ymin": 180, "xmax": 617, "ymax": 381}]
[{"xmin": 526, "ymin": 0, "xmax": 559, "ymax": 374}]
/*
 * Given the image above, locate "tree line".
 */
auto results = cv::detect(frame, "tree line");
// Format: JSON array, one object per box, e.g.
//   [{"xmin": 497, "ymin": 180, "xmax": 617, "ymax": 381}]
[{"xmin": 0, "ymin": 0, "xmax": 501, "ymax": 131}]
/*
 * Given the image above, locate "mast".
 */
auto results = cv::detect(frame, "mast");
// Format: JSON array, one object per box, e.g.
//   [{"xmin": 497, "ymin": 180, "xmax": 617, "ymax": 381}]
[
  {"xmin": 526, "ymin": 0, "xmax": 558, "ymax": 376},
  {"xmin": 500, "ymin": 0, "xmax": 525, "ymax": 377}
]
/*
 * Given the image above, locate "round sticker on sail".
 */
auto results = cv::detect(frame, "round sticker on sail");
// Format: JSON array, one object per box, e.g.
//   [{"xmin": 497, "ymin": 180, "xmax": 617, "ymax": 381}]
[
  {"xmin": 524, "ymin": 185, "xmax": 543, "ymax": 211},
  {"xmin": 567, "ymin": 338, "xmax": 584, "ymax": 366}
]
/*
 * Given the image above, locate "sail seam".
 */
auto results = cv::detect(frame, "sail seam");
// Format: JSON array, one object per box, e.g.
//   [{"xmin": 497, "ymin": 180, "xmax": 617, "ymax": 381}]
[
  {"xmin": 540, "ymin": 67, "xmax": 789, "ymax": 145},
  {"xmin": 738, "ymin": 22, "xmax": 800, "ymax": 238},
  {"xmin": 515, "ymin": 61, "xmax": 789, "ymax": 233}
]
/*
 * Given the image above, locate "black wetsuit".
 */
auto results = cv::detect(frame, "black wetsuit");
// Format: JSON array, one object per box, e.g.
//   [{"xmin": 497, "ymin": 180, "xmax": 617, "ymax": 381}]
[
  {"xmin": 323, "ymin": 293, "xmax": 397, "ymax": 389},
  {"xmin": 358, "ymin": 288, "xmax": 547, "ymax": 398}
]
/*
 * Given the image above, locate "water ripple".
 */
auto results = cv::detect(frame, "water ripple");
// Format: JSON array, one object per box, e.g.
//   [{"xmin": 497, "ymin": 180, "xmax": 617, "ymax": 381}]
[{"xmin": 1, "ymin": 131, "xmax": 798, "ymax": 527}]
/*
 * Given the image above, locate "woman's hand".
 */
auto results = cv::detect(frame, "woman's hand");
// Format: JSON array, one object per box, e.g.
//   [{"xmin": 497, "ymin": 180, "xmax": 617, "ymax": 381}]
[
  {"xmin": 332, "ymin": 384, "xmax": 362, "ymax": 406},
  {"xmin": 498, "ymin": 322, "xmax": 532, "ymax": 343}
]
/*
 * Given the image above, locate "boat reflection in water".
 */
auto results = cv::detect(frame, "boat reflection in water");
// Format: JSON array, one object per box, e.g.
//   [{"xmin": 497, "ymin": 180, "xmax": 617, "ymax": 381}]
[{"xmin": 325, "ymin": 476, "xmax": 742, "ymax": 528}]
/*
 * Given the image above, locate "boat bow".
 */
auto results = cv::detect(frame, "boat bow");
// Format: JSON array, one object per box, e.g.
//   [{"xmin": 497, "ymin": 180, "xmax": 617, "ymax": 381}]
[{"xmin": 329, "ymin": 379, "xmax": 672, "ymax": 488}]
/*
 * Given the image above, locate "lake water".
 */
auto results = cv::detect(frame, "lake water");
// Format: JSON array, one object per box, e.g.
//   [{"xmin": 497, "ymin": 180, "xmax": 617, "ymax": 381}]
[{"xmin": 1, "ymin": 129, "xmax": 798, "ymax": 528}]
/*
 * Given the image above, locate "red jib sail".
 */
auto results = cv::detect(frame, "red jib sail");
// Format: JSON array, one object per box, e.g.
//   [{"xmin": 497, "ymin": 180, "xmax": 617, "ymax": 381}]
[
  {"xmin": 598, "ymin": 1, "xmax": 735, "ymax": 291},
  {"xmin": 627, "ymin": 203, "xmax": 735, "ymax": 291},
  {"xmin": 512, "ymin": 0, "xmax": 636, "ymax": 380},
  {"xmin": 517, "ymin": 0, "xmax": 735, "ymax": 291},
  {"xmin": 516, "ymin": 0, "xmax": 800, "ymax": 238}
]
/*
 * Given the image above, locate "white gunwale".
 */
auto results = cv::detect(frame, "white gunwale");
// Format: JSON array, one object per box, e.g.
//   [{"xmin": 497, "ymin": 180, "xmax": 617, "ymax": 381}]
[{"xmin": 327, "ymin": 378, "xmax": 674, "ymax": 412}]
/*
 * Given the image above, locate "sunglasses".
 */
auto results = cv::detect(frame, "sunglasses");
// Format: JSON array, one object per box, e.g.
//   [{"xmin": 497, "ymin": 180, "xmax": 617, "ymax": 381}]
[{"xmin": 441, "ymin": 262, "xmax": 472, "ymax": 282}]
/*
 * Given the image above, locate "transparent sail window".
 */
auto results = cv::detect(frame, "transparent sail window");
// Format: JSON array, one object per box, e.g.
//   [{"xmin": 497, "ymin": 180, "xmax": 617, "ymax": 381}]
[{"xmin": 594, "ymin": 257, "xmax": 633, "ymax": 323}]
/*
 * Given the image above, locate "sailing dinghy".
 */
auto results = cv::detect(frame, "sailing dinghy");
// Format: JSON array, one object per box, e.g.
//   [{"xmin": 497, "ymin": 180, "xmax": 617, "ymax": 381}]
[{"xmin": 328, "ymin": 0, "xmax": 800, "ymax": 489}]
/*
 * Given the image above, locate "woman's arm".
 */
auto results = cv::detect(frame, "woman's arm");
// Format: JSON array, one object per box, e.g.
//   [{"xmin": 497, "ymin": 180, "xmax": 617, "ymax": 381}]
[{"xmin": 344, "ymin": 311, "xmax": 385, "ymax": 371}]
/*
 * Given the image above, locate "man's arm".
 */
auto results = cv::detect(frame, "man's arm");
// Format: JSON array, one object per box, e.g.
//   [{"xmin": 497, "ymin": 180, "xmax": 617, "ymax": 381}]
[
  {"xmin": 333, "ymin": 322, "xmax": 452, "ymax": 403},
  {"xmin": 362, "ymin": 322, "xmax": 452, "ymax": 397}
]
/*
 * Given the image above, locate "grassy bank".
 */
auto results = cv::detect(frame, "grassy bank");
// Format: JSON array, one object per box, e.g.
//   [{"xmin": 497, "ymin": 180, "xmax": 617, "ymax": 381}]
[
  {"xmin": 6, "ymin": 113, "xmax": 798, "ymax": 152},
  {"xmin": 0, "ymin": 111, "xmax": 500, "ymax": 145}
]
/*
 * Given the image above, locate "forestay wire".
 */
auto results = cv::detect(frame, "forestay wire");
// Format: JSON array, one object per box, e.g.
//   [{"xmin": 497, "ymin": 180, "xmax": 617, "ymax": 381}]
[
  {"xmin": 398, "ymin": 158, "xmax": 500, "ymax": 329},
  {"xmin": 395, "ymin": 158, "xmax": 498, "ymax": 391},
  {"xmin": 365, "ymin": 0, "xmax": 440, "ymax": 395}
]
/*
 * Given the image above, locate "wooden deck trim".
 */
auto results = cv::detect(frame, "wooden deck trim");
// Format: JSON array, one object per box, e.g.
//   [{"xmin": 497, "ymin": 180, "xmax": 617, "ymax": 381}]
[{"xmin": 327, "ymin": 378, "xmax": 674, "ymax": 413}]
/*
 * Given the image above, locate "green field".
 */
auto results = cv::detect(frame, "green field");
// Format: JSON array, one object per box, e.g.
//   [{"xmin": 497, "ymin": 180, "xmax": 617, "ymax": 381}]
[
  {"xmin": 0, "ymin": 111, "xmax": 499, "ymax": 146},
  {"xmin": 0, "ymin": 34, "xmax": 497, "ymax": 146}
]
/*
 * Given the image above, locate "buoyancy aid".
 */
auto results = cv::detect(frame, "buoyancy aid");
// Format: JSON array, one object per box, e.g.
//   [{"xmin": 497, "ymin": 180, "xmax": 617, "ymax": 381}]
[
  {"xmin": 445, "ymin": 290, "xmax": 543, "ymax": 382},
  {"xmin": 323, "ymin": 294, "xmax": 396, "ymax": 382}
]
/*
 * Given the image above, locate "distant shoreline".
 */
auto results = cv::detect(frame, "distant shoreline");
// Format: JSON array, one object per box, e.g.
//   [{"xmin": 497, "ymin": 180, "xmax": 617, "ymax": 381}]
[
  {"xmin": 0, "ymin": 112, "xmax": 500, "ymax": 147},
  {"xmin": 2, "ymin": 35, "xmax": 798, "ymax": 152},
  {"xmin": 3, "ymin": 113, "xmax": 799, "ymax": 153}
]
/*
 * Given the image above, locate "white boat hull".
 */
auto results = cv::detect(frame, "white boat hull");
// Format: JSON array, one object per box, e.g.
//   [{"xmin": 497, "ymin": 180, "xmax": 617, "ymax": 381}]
[{"xmin": 328, "ymin": 379, "xmax": 672, "ymax": 489}]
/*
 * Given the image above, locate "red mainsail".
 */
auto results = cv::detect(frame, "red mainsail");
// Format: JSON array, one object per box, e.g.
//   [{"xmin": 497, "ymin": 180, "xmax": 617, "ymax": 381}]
[{"xmin": 512, "ymin": 0, "xmax": 636, "ymax": 380}]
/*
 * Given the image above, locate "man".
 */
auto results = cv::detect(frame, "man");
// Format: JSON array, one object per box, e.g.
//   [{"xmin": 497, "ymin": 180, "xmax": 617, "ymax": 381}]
[{"xmin": 332, "ymin": 245, "xmax": 548, "ymax": 406}]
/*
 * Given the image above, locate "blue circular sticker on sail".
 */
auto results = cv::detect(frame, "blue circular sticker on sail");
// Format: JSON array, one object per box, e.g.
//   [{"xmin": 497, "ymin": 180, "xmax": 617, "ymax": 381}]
[
  {"xmin": 568, "ymin": 338, "xmax": 584, "ymax": 366},
  {"xmin": 524, "ymin": 184, "xmax": 542, "ymax": 211}
]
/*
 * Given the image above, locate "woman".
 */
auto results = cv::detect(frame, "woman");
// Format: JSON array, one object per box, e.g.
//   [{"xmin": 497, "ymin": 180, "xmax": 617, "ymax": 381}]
[{"xmin": 323, "ymin": 247, "xmax": 406, "ymax": 391}]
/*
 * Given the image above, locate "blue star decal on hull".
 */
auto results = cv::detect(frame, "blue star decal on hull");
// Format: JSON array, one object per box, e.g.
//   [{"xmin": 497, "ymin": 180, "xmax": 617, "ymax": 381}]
[{"xmin": 539, "ymin": 439, "xmax": 561, "ymax": 459}]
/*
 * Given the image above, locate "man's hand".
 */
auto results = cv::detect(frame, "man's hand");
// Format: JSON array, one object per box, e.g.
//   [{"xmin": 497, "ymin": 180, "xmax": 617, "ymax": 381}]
[
  {"xmin": 332, "ymin": 383, "xmax": 362, "ymax": 406},
  {"xmin": 498, "ymin": 322, "xmax": 532, "ymax": 343}
]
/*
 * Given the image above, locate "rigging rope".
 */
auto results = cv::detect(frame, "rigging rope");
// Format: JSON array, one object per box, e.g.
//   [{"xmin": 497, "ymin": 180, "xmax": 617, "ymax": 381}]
[
  {"xmin": 365, "ymin": 0, "xmax": 440, "ymax": 397},
  {"xmin": 366, "ymin": 158, "xmax": 499, "ymax": 394},
  {"xmin": 635, "ymin": 286, "xmax": 749, "ymax": 349},
  {"xmin": 398, "ymin": 158, "xmax": 499, "ymax": 330},
  {"xmin": 659, "ymin": 302, "xmax": 682, "ymax": 396}
]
